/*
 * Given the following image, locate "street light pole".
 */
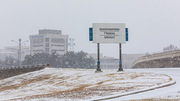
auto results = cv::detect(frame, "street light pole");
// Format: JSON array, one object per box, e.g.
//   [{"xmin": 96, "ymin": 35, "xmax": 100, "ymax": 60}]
[
  {"xmin": 12, "ymin": 38, "xmax": 28, "ymax": 67},
  {"xmin": 18, "ymin": 39, "xmax": 22, "ymax": 67}
]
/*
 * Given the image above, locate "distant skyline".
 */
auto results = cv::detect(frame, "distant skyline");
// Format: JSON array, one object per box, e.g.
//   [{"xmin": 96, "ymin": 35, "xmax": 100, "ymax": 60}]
[{"xmin": 0, "ymin": 0, "xmax": 180, "ymax": 58}]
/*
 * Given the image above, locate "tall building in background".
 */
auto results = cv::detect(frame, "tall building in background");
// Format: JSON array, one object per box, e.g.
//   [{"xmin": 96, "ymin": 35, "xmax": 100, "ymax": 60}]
[{"xmin": 29, "ymin": 29, "xmax": 69, "ymax": 55}]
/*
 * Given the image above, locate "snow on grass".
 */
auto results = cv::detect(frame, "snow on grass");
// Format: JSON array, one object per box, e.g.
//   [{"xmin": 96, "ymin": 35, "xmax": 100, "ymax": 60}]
[{"xmin": 0, "ymin": 68, "xmax": 172, "ymax": 101}]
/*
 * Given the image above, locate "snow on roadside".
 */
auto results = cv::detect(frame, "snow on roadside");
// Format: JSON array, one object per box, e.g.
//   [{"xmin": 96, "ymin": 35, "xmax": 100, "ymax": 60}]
[
  {"xmin": 0, "ymin": 68, "xmax": 172, "ymax": 101},
  {"xmin": 107, "ymin": 68, "xmax": 180, "ymax": 101}
]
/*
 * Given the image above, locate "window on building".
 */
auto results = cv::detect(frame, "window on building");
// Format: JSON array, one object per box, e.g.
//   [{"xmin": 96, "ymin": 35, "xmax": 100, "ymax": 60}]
[
  {"xmin": 45, "ymin": 38, "xmax": 49, "ymax": 42},
  {"xmin": 33, "ymin": 45, "xmax": 43, "ymax": 47},
  {"xmin": 45, "ymin": 43, "xmax": 49, "ymax": 47},
  {"xmin": 33, "ymin": 50, "xmax": 43, "ymax": 52},
  {"xmin": 33, "ymin": 38, "xmax": 44, "ymax": 44},
  {"xmin": 45, "ymin": 48, "xmax": 49, "ymax": 52},
  {"xmin": 51, "ymin": 49, "xmax": 64, "ymax": 52},
  {"xmin": 51, "ymin": 38, "xmax": 65, "ymax": 43},
  {"xmin": 51, "ymin": 44, "xmax": 64, "ymax": 47}
]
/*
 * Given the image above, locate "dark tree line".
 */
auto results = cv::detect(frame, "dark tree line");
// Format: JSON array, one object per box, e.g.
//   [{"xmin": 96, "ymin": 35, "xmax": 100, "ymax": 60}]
[{"xmin": 22, "ymin": 51, "xmax": 95, "ymax": 69}]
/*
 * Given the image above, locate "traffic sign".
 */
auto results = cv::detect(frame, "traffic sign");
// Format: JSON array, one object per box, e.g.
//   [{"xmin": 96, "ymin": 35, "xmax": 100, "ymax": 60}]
[{"xmin": 92, "ymin": 23, "xmax": 126, "ymax": 43}]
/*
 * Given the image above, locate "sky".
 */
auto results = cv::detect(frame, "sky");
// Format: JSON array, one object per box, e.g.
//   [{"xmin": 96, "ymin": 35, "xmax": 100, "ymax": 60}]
[{"xmin": 0, "ymin": 0, "xmax": 180, "ymax": 58}]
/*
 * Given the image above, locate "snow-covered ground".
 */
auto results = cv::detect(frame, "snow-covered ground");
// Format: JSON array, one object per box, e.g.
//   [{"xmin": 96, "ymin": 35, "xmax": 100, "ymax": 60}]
[
  {"xmin": 0, "ymin": 68, "xmax": 176, "ymax": 101},
  {"xmin": 110, "ymin": 68, "xmax": 180, "ymax": 101}
]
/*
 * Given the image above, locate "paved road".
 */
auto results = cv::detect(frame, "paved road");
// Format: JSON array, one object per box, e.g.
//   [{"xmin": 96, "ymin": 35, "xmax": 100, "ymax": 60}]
[{"xmin": 109, "ymin": 68, "xmax": 180, "ymax": 101}]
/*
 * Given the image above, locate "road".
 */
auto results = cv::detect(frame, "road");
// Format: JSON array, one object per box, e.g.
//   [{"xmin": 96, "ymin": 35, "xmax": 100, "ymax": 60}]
[{"xmin": 109, "ymin": 68, "xmax": 180, "ymax": 100}]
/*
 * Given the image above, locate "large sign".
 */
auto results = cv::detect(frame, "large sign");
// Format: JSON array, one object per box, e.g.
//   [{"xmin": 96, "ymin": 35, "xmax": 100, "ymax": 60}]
[{"xmin": 92, "ymin": 23, "xmax": 126, "ymax": 43}]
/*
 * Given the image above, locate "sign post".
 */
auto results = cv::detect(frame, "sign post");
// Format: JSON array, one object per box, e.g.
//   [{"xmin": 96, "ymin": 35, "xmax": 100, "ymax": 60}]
[
  {"xmin": 89, "ymin": 23, "xmax": 128, "ymax": 72},
  {"xmin": 118, "ymin": 43, "xmax": 123, "ymax": 71},
  {"xmin": 96, "ymin": 43, "xmax": 102, "ymax": 72}
]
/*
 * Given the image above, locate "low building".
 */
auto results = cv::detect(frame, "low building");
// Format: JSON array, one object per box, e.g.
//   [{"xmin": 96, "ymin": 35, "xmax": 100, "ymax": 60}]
[
  {"xmin": 29, "ymin": 29, "xmax": 69, "ymax": 55},
  {"xmin": 88, "ymin": 53, "xmax": 144, "ymax": 69},
  {"xmin": 0, "ymin": 46, "xmax": 30, "ymax": 60}
]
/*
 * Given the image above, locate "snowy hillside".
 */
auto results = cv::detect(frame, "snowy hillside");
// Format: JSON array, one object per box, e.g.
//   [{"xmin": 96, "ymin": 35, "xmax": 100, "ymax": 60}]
[{"xmin": 0, "ymin": 68, "xmax": 173, "ymax": 101}]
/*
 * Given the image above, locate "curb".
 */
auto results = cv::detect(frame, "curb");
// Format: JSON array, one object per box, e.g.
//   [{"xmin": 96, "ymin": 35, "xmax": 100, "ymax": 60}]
[{"xmin": 93, "ymin": 80, "xmax": 176, "ymax": 101}]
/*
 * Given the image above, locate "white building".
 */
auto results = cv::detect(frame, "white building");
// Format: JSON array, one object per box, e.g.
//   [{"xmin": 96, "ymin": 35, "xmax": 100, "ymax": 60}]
[{"xmin": 29, "ymin": 29, "xmax": 69, "ymax": 55}]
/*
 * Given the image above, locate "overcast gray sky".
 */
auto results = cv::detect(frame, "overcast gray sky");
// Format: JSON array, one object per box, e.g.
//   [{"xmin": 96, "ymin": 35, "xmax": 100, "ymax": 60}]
[{"xmin": 0, "ymin": 0, "xmax": 180, "ymax": 58}]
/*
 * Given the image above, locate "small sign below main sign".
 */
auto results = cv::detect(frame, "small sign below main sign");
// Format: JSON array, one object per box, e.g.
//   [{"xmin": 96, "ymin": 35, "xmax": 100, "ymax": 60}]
[{"xmin": 92, "ymin": 23, "xmax": 126, "ymax": 43}]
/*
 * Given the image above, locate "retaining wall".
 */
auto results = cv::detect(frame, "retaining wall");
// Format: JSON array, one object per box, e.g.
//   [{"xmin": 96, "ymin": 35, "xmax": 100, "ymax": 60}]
[
  {"xmin": 0, "ymin": 65, "xmax": 47, "ymax": 80},
  {"xmin": 132, "ymin": 50, "xmax": 180, "ymax": 68}
]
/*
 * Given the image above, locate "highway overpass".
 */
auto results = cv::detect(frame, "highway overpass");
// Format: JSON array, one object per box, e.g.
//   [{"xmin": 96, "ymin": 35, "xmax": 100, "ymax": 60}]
[{"xmin": 132, "ymin": 50, "xmax": 180, "ymax": 68}]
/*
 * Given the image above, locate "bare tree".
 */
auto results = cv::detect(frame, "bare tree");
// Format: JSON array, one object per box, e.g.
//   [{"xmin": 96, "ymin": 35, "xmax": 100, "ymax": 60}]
[{"xmin": 163, "ymin": 44, "xmax": 178, "ymax": 52}]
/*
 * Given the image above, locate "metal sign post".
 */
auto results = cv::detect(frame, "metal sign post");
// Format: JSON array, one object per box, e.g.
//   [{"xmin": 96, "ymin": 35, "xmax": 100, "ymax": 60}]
[
  {"xmin": 118, "ymin": 43, "xmax": 123, "ymax": 71},
  {"xmin": 96, "ymin": 43, "xmax": 102, "ymax": 72}
]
